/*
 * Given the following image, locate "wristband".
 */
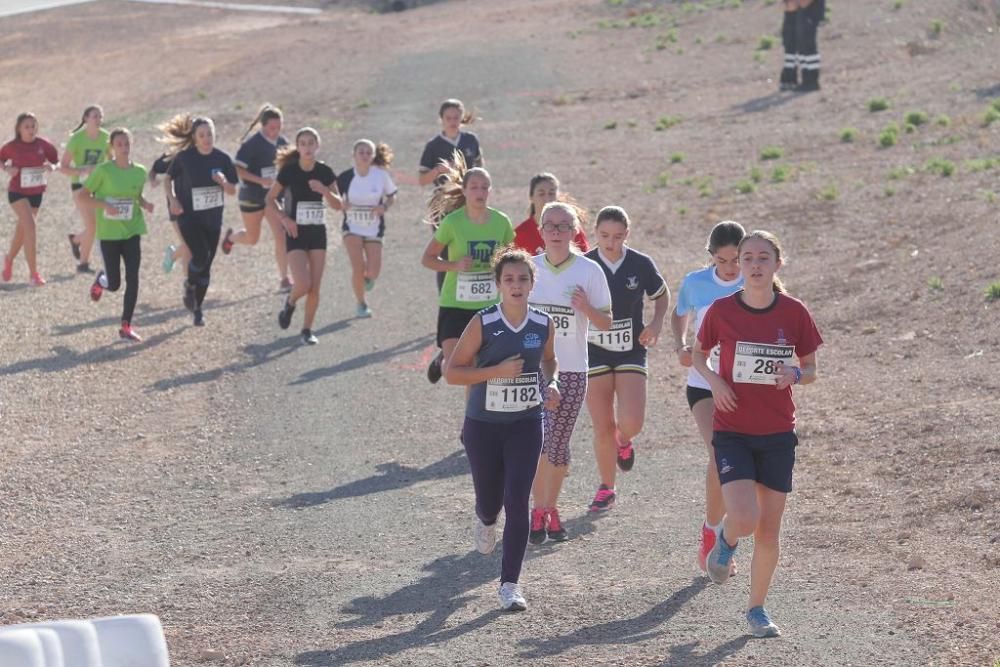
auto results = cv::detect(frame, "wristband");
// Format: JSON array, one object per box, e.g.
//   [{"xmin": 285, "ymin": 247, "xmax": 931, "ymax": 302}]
[
  {"xmin": 792, "ymin": 366, "xmax": 802, "ymax": 384},
  {"xmin": 547, "ymin": 378, "xmax": 560, "ymax": 389}
]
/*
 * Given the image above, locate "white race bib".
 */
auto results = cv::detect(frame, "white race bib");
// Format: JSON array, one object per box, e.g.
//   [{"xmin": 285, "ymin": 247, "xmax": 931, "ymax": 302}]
[
  {"xmin": 588, "ymin": 318, "xmax": 633, "ymax": 352},
  {"xmin": 260, "ymin": 166, "xmax": 277, "ymax": 181},
  {"xmin": 105, "ymin": 198, "xmax": 134, "ymax": 221},
  {"xmin": 485, "ymin": 372, "xmax": 540, "ymax": 412},
  {"xmin": 20, "ymin": 167, "xmax": 46, "ymax": 188},
  {"xmin": 346, "ymin": 207, "xmax": 378, "ymax": 233},
  {"xmin": 533, "ymin": 304, "xmax": 576, "ymax": 338},
  {"xmin": 456, "ymin": 272, "xmax": 495, "ymax": 302},
  {"xmin": 296, "ymin": 201, "xmax": 326, "ymax": 226},
  {"xmin": 191, "ymin": 186, "xmax": 223, "ymax": 211},
  {"xmin": 732, "ymin": 342, "xmax": 794, "ymax": 384}
]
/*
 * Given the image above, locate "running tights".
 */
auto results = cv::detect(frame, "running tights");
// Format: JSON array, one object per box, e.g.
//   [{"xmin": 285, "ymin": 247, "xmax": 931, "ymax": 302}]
[
  {"xmin": 99, "ymin": 235, "xmax": 141, "ymax": 324},
  {"xmin": 178, "ymin": 221, "xmax": 221, "ymax": 308}
]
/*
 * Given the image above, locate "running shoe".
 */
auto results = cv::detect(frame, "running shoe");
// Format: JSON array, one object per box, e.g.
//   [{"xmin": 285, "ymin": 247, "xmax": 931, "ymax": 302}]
[
  {"xmin": 221, "ymin": 228, "xmax": 234, "ymax": 255},
  {"xmin": 588, "ymin": 484, "xmax": 617, "ymax": 513},
  {"xmin": 474, "ymin": 518, "xmax": 497, "ymax": 555},
  {"xmin": 183, "ymin": 282, "xmax": 196, "ymax": 312},
  {"xmin": 706, "ymin": 528, "xmax": 738, "ymax": 585},
  {"xmin": 162, "ymin": 245, "xmax": 176, "ymax": 273},
  {"xmin": 698, "ymin": 523, "xmax": 715, "ymax": 572},
  {"xmin": 364, "ymin": 277, "xmax": 375, "ymax": 292},
  {"xmin": 498, "ymin": 582, "xmax": 527, "ymax": 612},
  {"xmin": 529, "ymin": 508, "xmax": 547, "ymax": 545},
  {"xmin": 2, "ymin": 254, "xmax": 12, "ymax": 282},
  {"xmin": 68, "ymin": 233, "xmax": 81, "ymax": 260},
  {"xmin": 90, "ymin": 271, "xmax": 105, "ymax": 302},
  {"xmin": 356, "ymin": 302, "xmax": 373, "ymax": 318},
  {"xmin": 278, "ymin": 298, "xmax": 295, "ymax": 330},
  {"xmin": 119, "ymin": 322, "xmax": 142, "ymax": 342},
  {"xmin": 615, "ymin": 430, "xmax": 635, "ymax": 472},
  {"xmin": 76, "ymin": 262, "xmax": 93, "ymax": 274},
  {"xmin": 279, "ymin": 276, "xmax": 293, "ymax": 292},
  {"xmin": 301, "ymin": 329, "xmax": 318, "ymax": 345},
  {"xmin": 546, "ymin": 508, "xmax": 568, "ymax": 542},
  {"xmin": 193, "ymin": 309, "xmax": 205, "ymax": 327},
  {"xmin": 746, "ymin": 606, "xmax": 781, "ymax": 638},
  {"xmin": 427, "ymin": 350, "xmax": 444, "ymax": 384},
  {"xmin": 30, "ymin": 272, "xmax": 46, "ymax": 287}
]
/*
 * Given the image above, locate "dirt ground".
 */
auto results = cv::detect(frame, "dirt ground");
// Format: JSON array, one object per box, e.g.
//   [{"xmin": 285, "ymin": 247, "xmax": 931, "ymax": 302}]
[{"xmin": 0, "ymin": 0, "xmax": 998, "ymax": 665}]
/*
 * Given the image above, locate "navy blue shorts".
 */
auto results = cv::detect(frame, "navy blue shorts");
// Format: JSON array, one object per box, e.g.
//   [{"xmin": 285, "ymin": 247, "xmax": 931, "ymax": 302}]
[
  {"xmin": 587, "ymin": 346, "xmax": 647, "ymax": 378},
  {"xmin": 712, "ymin": 430, "xmax": 797, "ymax": 493},
  {"xmin": 686, "ymin": 385, "xmax": 713, "ymax": 410}
]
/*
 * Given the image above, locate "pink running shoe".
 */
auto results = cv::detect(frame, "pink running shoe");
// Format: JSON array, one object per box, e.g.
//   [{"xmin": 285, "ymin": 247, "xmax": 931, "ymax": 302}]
[
  {"xmin": 2, "ymin": 254, "xmax": 12, "ymax": 282},
  {"xmin": 588, "ymin": 484, "xmax": 617, "ymax": 513},
  {"xmin": 119, "ymin": 322, "xmax": 142, "ymax": 342},
  {"xmin": 30, "ymin": 272, "xmax": 46, "ymax": 287},
  {"xmin": 547, "ymin": 508, "xmax": 568, "ymax": 542},
  {"xmin": 699, "ymin": 523, "xmax": 738, "ymax": 575},
  {"xmin": 529, "ymin": 508, "xmax": 547, "ymax": 545},
  {"xmin": 615, "ymin": 430, "xmax": 635, "ymax": 472},
  {"xmin": 90, "ymin": 271, "xmax": 105, "ymax": 302}
]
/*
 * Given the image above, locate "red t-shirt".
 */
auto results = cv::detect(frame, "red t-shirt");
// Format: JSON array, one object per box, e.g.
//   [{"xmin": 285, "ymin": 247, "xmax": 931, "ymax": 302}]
[
  {"xmin": 0, "ymin": 138, "xmax": 59, "ymax": 194},
  {"xmin": 697, "ymin": 291, "xmax": 823, "ymax": 435},
  {"xmin": 513, "ymin": 216, "xmax": 590, "ymax": 255}
]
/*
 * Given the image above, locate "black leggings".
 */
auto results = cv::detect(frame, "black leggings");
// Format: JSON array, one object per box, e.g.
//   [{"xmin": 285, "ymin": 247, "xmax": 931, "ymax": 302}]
[
  {"xmin": 99, "ymin": 235, "xmax": 141, "ymax": 324},
  {"xmin": 178, "ymin": 221, "xmax": 221, "ymax": 308}
]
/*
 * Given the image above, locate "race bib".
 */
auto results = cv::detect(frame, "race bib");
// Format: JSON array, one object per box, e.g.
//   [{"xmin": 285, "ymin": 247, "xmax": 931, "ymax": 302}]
[
  {"xmin": 296, "ymin": 201, "xmax": 326, "ymax": 226},
  {"xmin": 20, "ymin": 167, "xmax": 46, "ymax": 188},
  {"xmin": 191, "ymin": 186, "xmax": 223, "ymax": 211},
  {"xmin": 456, "ymin": 271, "xmax": 495, "ymax": 302},
  {"xmin": 260, "ymin": 166, "xmax": 277, "ymax": 181},
  {"xmin": 733, "ymin": 342, "xmax": 794, "ymax": 384},
  {"xmin": 105, "ymin": 197, "xmax": 134, "ymax": 221},
  {"xmin": 588, "ymin": 318, "xmax": 633, "ymax": 352},
  {"xmin": 485, "ymin": 372, "xmax": 540, "ymax": 412},
  {"xmin": 346, "ymin": 206, "xmax": 378, "ymax": 232},
  {"xmin": 533, "ymin": 304, "xmax": 576, "ymax": 338}
]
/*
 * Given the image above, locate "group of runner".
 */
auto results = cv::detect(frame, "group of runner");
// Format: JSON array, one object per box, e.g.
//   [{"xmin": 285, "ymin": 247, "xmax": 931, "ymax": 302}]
[{"xmin": 0, "ymin": 98, "xmax": 823, "ymax": 638}]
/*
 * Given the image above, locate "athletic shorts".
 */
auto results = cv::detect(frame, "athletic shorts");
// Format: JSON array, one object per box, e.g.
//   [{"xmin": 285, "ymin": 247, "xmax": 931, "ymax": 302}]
[
  {"xmin": 342, "ymin": 216, "xmax": 386, "ymax": 241},
  {"xmin": 286, "ymin": 225, "xmax": 327, "ymax": 252},
  {"xmin": 686, "ymin": 385, "xmax": 713, "ymax": 410},
  {"xmin": 239, "ymin": 200, "xmax": 266, "ymax": 214},
  {"xmin": 437, "ymin": 306, "xmax": 479, "ymax": 347},
  {"xmin": 712, "ymin": 430, "xmax": 798, "ymax": 493},
  {"xmin": 71, "ymin": 183, "xmax": 83, "ymax": 192},
  {"xmin": 587, "ymin": 347, "xmax": 648, "ymax": 378},
  {"xmin": 8, "ymin": 192, "xmax": 43, "ymax": 207}
]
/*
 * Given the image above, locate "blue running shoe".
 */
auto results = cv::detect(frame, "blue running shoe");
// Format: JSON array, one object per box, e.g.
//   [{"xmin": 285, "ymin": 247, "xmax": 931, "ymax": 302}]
[
  {"xmin": 706, "ymin": 528, "xmax": 738, "ymax": 584},
  {"xmin": 364, "ymin": 277, "xmax": 375, "ymax": 292},
  {"xmin": 163, "ymin": 245, "xmax": 176, "ymax": 273},
  {"xmin": 356, "ymin": 302, "xmax": 372, "ymax": 318},
  {"xmin": 746, "ymin": 606, "xmax": 781, "ymax": 638}
]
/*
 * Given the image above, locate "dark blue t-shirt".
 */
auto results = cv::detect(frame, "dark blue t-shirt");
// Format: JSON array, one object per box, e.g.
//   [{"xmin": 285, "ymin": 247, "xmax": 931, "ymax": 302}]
[
  {"xmin": 235, "ymin": 131, "xmax": 287, "ymax": 204},
  {"xmin": 166, "ymin": 146, "xmax": 238, "ymax": 227},
  {"xmin": 419, "ymin": 131, "xmax": 483, "ymax": 183}
]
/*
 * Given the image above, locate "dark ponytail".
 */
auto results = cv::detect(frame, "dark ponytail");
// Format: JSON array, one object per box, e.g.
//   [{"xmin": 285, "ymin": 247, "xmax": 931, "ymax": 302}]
[
  {"xmin": 71, "ymin": 105, "xmax": 103, "ymax": 134},
  {"xmin": 240, "ymin": 103, "xmax": 282, "ymax": 143}
]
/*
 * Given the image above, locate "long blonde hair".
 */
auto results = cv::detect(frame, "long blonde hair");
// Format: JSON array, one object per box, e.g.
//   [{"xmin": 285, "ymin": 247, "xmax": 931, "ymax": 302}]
[
  {"xmin": 157, "ymin": 113, "xmax": 214, "ymax": 155},
  {"xmin": 424, "ymin": 152, "xmax": 489, "ymax": 223}
]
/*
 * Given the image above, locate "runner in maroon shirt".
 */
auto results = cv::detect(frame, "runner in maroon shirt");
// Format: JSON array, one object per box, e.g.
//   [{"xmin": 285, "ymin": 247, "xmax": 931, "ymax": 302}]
[
  {"xmin": 1, "ymin": 112, "xmax": 59, "ymax": 286},
  {"xmin": 512, "ymin": 173, "xmax": 589, "ymax": 255},
  {"xmin": 693, "ymin": 230, "xmax": 823, "ymax": 639}
]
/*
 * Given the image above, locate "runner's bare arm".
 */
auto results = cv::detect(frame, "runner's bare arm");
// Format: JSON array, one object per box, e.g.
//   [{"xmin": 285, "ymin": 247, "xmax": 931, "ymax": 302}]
[
  {"xmin": 541, "ymin": 320, "xmax": 561, "ymax": 409},
  {"xmin": 322, "ymin": 181, "xmax": 343, "ymax": 211},
  {"xmin": 445, "ymin": 317, "xmax": 522, "ymax": 385},
  {"xmin": 639, "ymin": 288, "xmax": 671, "ymax": 347},
  {"xmin": 693, "ymin": 346, "xmax": 737, "ymax": 411},
  {"xmin": 421, "ymin": 238, "xmax": 468, "ymax": 272},
  {"xmin": 776, "ymin": 351, "xmax": 818, "ymax": 390},
  {"xmin": 417, "ymin": 164, "xmax": 449, "ymax": 187}
]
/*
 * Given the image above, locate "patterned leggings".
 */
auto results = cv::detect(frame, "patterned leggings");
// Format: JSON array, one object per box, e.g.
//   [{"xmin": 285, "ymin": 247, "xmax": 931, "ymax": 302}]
[{"xmin": 542, "ymin": 371, "xmax": 588, "ymax": 467}]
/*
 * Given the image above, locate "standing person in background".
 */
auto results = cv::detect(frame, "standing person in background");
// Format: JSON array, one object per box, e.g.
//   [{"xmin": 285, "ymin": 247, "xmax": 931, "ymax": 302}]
[
  {"xmin": 83, "ymin": 128, "xmax": 153, "ymax": 342},
  {"xmin": 221, "ymin": 104, "xmax": 291, "ymax": 290},
  {"xmin": 583, "ymin": 206, "xmax": 669, "ymax": 513},
  {"xmin": 780, "ymin": 0, "xmax": 823, "ymax": 92},
  {"xmin": 512, "ymin": 173, "xmax": 589, "ymax": 255},
  {"xmin": 149, "ymin": 152, "xmax": 191, "ymax": 274},
  {"xmin": 672, "ymin": 220, "xmax": 746, "ymax": 574},
  {"xmin": 269, "ymin": 128, "xmax": 341, "ymax": 345},
  {"xmin": 1, "ymin": 112, "xmax": 59, "ymax": 286},
  {"xmin": 337, "ymin": 139, "xmax": 397, "ymax": 318},
  {"xmin": 61, "ymin": 104, "xmax": 108, "ymax": 273},
  {"xmin": 160, "ymin": 114, "xmax": 238, "ymax": 327}
]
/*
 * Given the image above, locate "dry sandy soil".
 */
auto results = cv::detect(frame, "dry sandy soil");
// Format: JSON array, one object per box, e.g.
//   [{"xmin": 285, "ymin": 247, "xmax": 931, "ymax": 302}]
[{"xmin": 0, "ymin": 0, "xmax": 998, "ymax": 665}]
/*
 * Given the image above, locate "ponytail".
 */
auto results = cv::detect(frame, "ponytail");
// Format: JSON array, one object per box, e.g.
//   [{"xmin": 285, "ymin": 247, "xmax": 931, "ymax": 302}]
[
  {"xmin": 71, "ymin": 105, "xmax": 103, "ymax": 134},
  {"xmin": 240, "ymin": 103, "xmax": 282, "ymax": 143},
  {"xmin": 276, "ymin": 127, "xmax": 320, "ymax": 171},
  {"xmin": 424, "ymin": 153, "xmax": 487, "ymax": 223},
  {"xmin": 352, "ymin": 139, "xmax": 394, "ymax": 168},
  {"xmin": 707, "ymin": 220, "xmax": 747, "ymax": 254},
  {"xmin": 439, "ymin": 98, "xmax": 475, "ymax": 126}
]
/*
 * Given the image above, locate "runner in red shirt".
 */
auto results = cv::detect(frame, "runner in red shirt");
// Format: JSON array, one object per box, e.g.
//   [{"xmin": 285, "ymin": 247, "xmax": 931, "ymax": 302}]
[
  {"xmin": 693, "ymin": 230, "xmax": 823, "ymax": 639},
  {"xmin": 2, "ymin": 113, "xmax": 60, "ymax": 285},
  {"xmin": 512, "ymin": 173, "xmax": 589, "ymax": 255}
]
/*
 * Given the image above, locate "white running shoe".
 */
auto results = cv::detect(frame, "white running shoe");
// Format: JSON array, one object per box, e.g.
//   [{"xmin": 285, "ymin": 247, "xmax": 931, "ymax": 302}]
[
  {"xmin": 499, "ymin": 582, "xmax": 527, "ymax": 611},
  {"xmin": 473, "ymin": 518, "xmax": 497, "ymax": 554}
]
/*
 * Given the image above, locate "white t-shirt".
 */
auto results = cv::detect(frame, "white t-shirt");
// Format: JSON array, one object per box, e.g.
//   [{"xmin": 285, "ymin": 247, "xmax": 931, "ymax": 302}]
[
  {"xmin": 345, "ymin": 166, "xmax": 397, "ymax": 238},
  {"xmin": 529, "ymin": 253, "xmax": 612, "ymax": 373}
]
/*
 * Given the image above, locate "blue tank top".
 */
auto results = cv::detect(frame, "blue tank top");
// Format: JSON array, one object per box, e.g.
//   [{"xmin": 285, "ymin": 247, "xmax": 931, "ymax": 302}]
[{"xmin": 466, "ymin": 305, "xmax": 551, "ymax": 423}]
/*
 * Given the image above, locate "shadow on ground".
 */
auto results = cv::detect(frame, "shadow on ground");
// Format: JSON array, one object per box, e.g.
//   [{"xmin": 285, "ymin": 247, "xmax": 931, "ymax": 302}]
[
  {"xmin": 731, "ymin": 91, "xmax": 804, "ymax": 114},
  {"xmin": 0, "ymin": 328, "xmax": 186, "ymax": 376},
  {"xmin": 289, "ymin": 334, "xmax": 433, "ymax": 385}
]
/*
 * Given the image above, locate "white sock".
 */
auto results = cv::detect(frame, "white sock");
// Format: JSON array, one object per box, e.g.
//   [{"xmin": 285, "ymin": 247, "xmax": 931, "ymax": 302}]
[
  {"xmin": 706, "ymin": 520, "xmax": 721, "ymax": 532},
  {"xmin": 98, "ymin": 274, "xmax": 109, "ymax": 289}
]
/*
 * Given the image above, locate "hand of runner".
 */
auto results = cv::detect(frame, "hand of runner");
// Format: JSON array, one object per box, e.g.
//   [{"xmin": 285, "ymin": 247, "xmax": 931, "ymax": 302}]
[
  {"xmin": 373, "ymin": 205, "xmax": 386, "ymax": 217},
  {"xmin": 259, "ymin": 177, "xmax": 274, "ymax": 189},
  {"xmin": 142, "ymin": 200, "xmax": 155, "ymax": 214},
  {"xmin": 570, "ymin": 286, "xmax": 590, "ymax": 311},
  {"xmin": 282, "ymin": 216, "xmax": 299, "ymax": 239},
  {"xmin": 168, "ymin": 198, "xmax": 184, "ymax": 216},
  {"xmin": 639, "ymin": 322, "xmax": 662, "ymax": 347},
  {"xmin": 709, "ymin": 376, "xmax": 738, "ymax": 412},
  {"xmin": 774, "ymin": 364, "xmax": 798, "ymax": 390},
  {"xmin": 102, "ymin": 202, "xmax": 119, "ymax": 216},
  {"xmin": 212, "ymin": 171, "xmax": 227, "ymax": 186},
  {"xmin": 495, "ymin": 354, "xmax": 524, "ymax": 379},
  {"xmin": 455, "ymin": 256, "xmax": 474, "ymax": 271},
  {"xmin": 79, "ymin": 167, "xmax": 92, "ymax": 180},
  {"xmin": 5, "ymin": 165, "xmax": 19, "ymax": 177},
  {"xmin": 307, "ymin": 179, "xmax": 328, "ymax": 195},
  {"xmin": 543, "ymin": 385, "xmax": 561, "ymax": 410},
  {"xmin": 676, "ymin": 345, "xmax": 693, "ymax": 367}
]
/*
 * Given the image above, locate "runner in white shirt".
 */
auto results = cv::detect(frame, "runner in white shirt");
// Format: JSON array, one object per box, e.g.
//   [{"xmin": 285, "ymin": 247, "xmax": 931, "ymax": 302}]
[{"xmin": 527, "ymin": 202, "xmax": 612, "ymax": 544}]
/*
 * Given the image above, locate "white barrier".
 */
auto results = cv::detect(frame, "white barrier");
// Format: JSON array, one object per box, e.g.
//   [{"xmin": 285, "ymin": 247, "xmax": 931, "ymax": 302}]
[
  {"xmin": 0, "ymin": 628, "xmax": 46, "ymax": 667},
  {"xmin": 33, "ymin": 629, "xmax": 66, "ymax": 667},
  {"xmin": 90, "ymin": 615, "xmax": 169, "ymax": 667},
  {"xmin": 12, "ymin": 621, "xmax": 102, "ymax": 667}
]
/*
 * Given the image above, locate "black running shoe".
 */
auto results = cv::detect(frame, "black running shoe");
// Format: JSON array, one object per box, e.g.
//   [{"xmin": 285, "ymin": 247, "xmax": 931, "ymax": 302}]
[
  {"xmin": 278, "ymin": 298, "xmax": 295, "ymax": 330},
  {"xmin": 427, "ymin": 350, "xmax": 444, "ymax": 384},
  {"xmin": 193, "ymin": 309, "xmax": 205, "ymax": 327},
  {"xmin": 68, "ymin": 234, "xmax": 81, "ymax": 260},
  {"xmin": 301, "ymin": 329, "xmax": 318, "ymax": 345},
  {"xmin": 76, "ymin": 262, "xmax": 93, "ymax": 274},
  {"xmin": 183, "ymin": 282, "xmax": 196, "ymax": 312}
]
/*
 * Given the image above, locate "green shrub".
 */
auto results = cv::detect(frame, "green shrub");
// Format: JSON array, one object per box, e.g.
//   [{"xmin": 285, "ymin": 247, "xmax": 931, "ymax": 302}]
[
  {"xmin": 757, "ymin": 35, "xmax": 776, "ymax": 50},
  {"xmin": 760, "ymin": 146, "xmax": 784, "ymax": 160},
  {"xmin": 868, "ymin": 97, "xmax": 891, "ymax": 112},
  {"xmin": 888, "ymin": 165, "xmax": 915, "ymax": 180},
  {"xmin": 749, "ymin": 166, "xmax": 763, "ymax": 183},
  {"xmin": 735, "ymin": 180, "xmax": 756, "ymax": 195},
  {"xmin": 604, "ymin": 120, "xmax": 618, "ymax": 130},
  {"xmin": 654, "ymin": 115, "xmax": 683, "ymax": 131},
  {"xmin": 929, "ymin": 19, "xmax": 944, "ymax": 37},
  {"xmin": 819, "ymin": 183, "xmax": 839, "ymax": 200},
  {"xmin": 928, "ymin": 276, "xmax": 944, "ymax": 291},
  {"xmin": 670, "ymin": 152, "xmax": 685, "ymax": 164},
  {"xmin": 924, "ymin": 157, "xmax": 955, "ymax": 176},
  {"xmin": 934, "ymin": 114, "xmax": 951, "ymax": 127},
  {"xmin": 879, "ymin": 128, "xmax": 898, "ymax": 148},
  {"xmin": 983, "ymin": 107, "xmax": 1000, "ymax": 127},
  {"xmin": 904, "ymin": 110, "xmax": 929, "ymax": 126},
  {"xmin": 986, "ymin": 282, "xmax": 1000, "ymax": 302},
  {"xmin": 840, "ymin": 127, "xmax": 859, "ymax": 143},
  {"xmin": 771, "ymin": 164, "xmax": 790, "ymax": 182},
  {"xmin": 884, "ymin": 186, "xmax": 896, "ymax": 197}
]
